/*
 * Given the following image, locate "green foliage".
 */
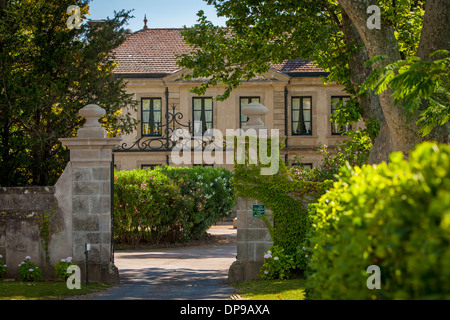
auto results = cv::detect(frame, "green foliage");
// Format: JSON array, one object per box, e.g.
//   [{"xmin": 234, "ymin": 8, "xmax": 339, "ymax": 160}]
[
  {"xmin": 178, "ymin": 0, "xmax": 427, "ymax": 140},
  {"xmin": 54, "ymin": 257, "xmax": 74, "ymax": 281},
  {"xmin": 306, "ymin": 142, "xmax": 450, "ymax": 300},
  {"xmin": 0, "ymin": 255, "xmax": 6, "ymax": 279},
  {"xmin": 178, "ymin": 1, "xmax": 343, "ymax": 101},
  {"xmin": 113, "ymin": 166, "xmax": 235, "ymax": 245},
  {"xmin": 0, "ymin": 0, "xmax": 138, "ymax": 186},
  {"xmin": 260, "ymin": 245, "xmax": 309, "ymax": 280},
  {"xmin": 18, "ymin": 257, "xmax": 43, "ymax": 282},
  {"xmin": 377, "ymin": 0, "xmax": 425, "ymax": 58},
  {"xmin": 37, "ymin": 202, "xmax": 57, "ymax": 262},
  {"xmin": 361, "ymin": 51, "xmax": 450, "ymax": 137},
  {"xmin": 233, "ymin": 138, "xmax": 332, "ymax": 277},
  {"xmin": 291, "ymin": 131, "xmax": 372, "ymax": 182}
]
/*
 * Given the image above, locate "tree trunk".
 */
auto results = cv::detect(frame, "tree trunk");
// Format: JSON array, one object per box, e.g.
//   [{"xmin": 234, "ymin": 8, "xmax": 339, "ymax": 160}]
[
  {"xmin": 340, "ymin": 7, "xmax": 393, "ymax": 164},
  {"xmin": 416, "ymin": 0, "xmax": 450, "ymax": 144},
  {"xmin": 417, "ymin": 0, "xmax": 450, "ymax": 61},
  {"xmin": 338, "ymin": 0, "xmax": 422, "ymax": 160}
]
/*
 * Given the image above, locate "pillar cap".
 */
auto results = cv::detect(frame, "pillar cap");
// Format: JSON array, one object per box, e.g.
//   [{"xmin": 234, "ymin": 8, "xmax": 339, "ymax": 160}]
[
  {"xmin": 241, "ymin": 102, "xmax": 268, "ymax": 130},
  {"xmin": 77, "ymin": 104, "xmax": 107, "ymax": 138}
]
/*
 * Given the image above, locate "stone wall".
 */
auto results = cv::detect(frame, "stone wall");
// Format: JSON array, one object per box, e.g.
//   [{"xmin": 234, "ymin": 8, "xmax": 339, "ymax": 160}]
[
  {"xmin": 0, "ymin": 105, "xmax": 120, "ymax": 283},
  {"xmin": 0, "ymin": 186, "xmax": 70, "ymax": 279}
]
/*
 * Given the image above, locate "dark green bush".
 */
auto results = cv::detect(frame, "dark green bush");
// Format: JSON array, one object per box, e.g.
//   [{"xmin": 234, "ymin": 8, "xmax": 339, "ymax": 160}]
[
  {"xmin": 113, "ymin": 166, "xmax": 235, "ymax": 245},
  {"xmin": 306, "ymin": 142, "xmax": 450, "ymax": 299}
]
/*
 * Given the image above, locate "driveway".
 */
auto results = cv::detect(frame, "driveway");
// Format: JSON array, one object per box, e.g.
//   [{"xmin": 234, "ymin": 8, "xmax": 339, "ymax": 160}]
[{"xmin": 91, "ymin": 223, "xmax": 238, "ymax": 300}]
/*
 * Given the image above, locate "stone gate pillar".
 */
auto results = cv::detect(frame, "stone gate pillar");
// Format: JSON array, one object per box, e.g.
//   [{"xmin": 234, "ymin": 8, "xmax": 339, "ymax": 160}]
[
  {"xmin": 228, "ymin": 102, "xmax": 274, "ymax": 283},
  {"xmin": 59, "ymin": 104, "xmax": 121, "ymax": 283}
]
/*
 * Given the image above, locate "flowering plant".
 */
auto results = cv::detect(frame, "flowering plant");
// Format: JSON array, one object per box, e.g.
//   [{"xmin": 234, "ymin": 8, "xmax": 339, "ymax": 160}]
[
  {"xmin": 260, "ymin": 246, "xmax": 298, "ymax": 280},
  {"xmin": 54, "ymin": 257, "xmax": 74, "ymax": 281},
  {"xmin": 18, "ymin": 256, "xmax": 43, "ymax": 282},
  {"xmin": 0, "ymin": 255, "xmax": 6, "ymax": 279}
]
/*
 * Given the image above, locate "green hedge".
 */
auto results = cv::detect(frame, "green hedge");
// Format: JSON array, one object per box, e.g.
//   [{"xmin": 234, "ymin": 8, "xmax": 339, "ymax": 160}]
[
  {"xmin": 113, "ymin": 166, "xmax": 235, "ymax": 245},
  {"xmin": 306, "ymin": 142, "xmax": 450, "ymax": 299}
]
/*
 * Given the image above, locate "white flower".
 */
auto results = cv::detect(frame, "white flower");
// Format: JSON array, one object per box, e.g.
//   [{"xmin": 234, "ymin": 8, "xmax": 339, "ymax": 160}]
[
  {"xmin": 66, "ymin": 257, "xmax": 73, "ymax": 263},
  {"xmin": 28, "ymin": 268, "xmax": 34, "ymax": 272},
  {"xmin": 274, "ymin": 257, "xmax": 279, "ymax": 261},
  {"xmin": 0, "ymin": 255, "xmax": 2, "ymax": 259},
  {"xmin": 25, "ymin": 256, "xmax": 31, "ymax": 260},
  {"xmin": 264, "ymin": 270, "xmax": 269, "ymax": 275},
  {"xmin": 264, "ymin": 253, "xmax": 272, "ymax": 259},
  {"xmin": 61, "ymin": 259, "xmax": 66, "ymax": 262},
  {"xmin": 305, "ymin": 255, "xmax": 308, "ymax": 258}
]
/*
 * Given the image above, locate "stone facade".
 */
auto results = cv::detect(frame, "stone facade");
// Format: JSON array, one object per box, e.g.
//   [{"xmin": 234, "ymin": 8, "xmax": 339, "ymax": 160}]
[
  {"xmin": 0, "ymin": 105, "xmax": 120, "ymax": 283},
  {"xmin": 114, "ymin": 75, "xmax": 364, "ymax": 170}
]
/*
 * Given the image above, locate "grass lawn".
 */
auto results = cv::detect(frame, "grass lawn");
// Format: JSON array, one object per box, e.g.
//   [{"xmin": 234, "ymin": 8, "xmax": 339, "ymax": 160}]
[
  {"xmin": 232, "ymin": 278, "xmax": 306, "ymax": 300},
  {"xmin": 0, "ymin": 280, "xmax": 109, "ymax": 300}
]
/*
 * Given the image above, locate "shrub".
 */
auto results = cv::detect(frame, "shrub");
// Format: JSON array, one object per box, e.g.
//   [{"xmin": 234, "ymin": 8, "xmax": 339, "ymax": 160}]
[
  {"xmin": 54, "ymin": 257, "xmax": 74, "ymax": 281},
  {"xmin": 0, "ymin": 255, "xmax": 6, "ymax": 279},
  {"xmin": 259, "ymin": 245, "xmax": 310, "ymax": 280},
  {"xmin": 18, "ymin": 256, "xmax": 43, "ymax": 282},
  {"xmin": 306, "ymin": 142, "xmax": 450, "ymax": 300},
  {"xmin": 113, "ymin": 166, "xmax": 235, "ymax": 245},
  {"xmin": 233, "ymin": 138, "xmax": 332, "ymax": 279}
]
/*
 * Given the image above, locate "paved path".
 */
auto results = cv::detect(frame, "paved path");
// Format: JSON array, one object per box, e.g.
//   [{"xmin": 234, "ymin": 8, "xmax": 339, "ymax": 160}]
[{"xmin": 91, "ymin": 224, "xmax": 237, "ymax": 300}]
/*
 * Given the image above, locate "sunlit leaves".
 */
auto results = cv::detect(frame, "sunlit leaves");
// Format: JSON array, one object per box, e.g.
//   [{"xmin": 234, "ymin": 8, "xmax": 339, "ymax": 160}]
[{"xmin": 360, "ymin": 50, "xmax": 450, "ymax": 136}]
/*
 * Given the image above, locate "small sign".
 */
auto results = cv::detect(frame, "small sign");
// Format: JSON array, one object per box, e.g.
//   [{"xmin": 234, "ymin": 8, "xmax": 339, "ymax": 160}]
[{"xmin": 253, "ymin": 204, "xmax": 265, "ymax": 217}]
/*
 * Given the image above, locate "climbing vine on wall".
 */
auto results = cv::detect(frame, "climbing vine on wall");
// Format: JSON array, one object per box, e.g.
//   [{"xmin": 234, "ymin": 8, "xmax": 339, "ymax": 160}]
[
  {"xmin": 233, "ymin": 138, "xmax": 332, "ymax": 259},
  {"xmin": 36, "ymin": 202, "xmax": 57, "ymax": 262}
]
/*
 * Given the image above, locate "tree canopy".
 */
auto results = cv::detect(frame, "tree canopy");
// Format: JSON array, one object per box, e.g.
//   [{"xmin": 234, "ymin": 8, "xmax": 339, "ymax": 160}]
[
  {"xmin": 0, "ymin": 0, "xmax": 138, "ymax": 186},
  {"xmin": 178, "ymin": 0, "xmax": 449, "ymax": 163}
]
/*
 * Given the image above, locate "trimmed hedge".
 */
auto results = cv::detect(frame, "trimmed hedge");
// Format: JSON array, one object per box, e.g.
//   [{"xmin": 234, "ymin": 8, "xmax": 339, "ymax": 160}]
[
  {"xmin": 113, "ymin": 166, "xmax": 235, "ymax": 245},
  {"xmin": 306, "ymin": 142, "xmax": 450, "ymax": 300}
]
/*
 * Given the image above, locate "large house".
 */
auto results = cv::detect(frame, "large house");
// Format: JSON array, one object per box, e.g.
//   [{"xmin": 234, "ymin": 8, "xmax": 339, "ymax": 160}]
[{"xmin": 111, "ymin": 22, "xmax": 363, "ymax": 171}]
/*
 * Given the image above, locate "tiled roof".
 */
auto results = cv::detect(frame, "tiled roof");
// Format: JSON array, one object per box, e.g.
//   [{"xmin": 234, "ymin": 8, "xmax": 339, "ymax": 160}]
[
  {"xmin": 113, "ymin": 28, "xmax": 326, "ymax": 78},
  {"xmin": 271, "ymin": 59, "xmax": 325, "ymax": 75}
]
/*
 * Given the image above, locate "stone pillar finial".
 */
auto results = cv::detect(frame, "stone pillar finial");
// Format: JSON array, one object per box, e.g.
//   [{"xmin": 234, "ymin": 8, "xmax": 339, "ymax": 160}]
[
  {"xmin": 241, "ymin": 102, "xmax": 268, "ymax": 130},
  {"xmin": 77, "ymin": 104, "xmax": 107, "ymax": 139}
]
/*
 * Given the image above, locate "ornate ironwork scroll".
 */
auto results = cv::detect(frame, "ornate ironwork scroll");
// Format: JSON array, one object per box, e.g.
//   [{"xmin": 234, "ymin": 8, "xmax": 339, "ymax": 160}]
[{"xmin": 114, "ymin": 104, "xmax": 222, "ymax": 152}]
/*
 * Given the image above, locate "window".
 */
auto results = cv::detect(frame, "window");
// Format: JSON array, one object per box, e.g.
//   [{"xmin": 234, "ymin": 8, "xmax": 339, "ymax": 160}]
[
  {"xmin": 331, "ymin": 96, "xmax": 351, "ymax": 135},
  {"xmin": 141, "ymin": 164, "xmax": 160, "ymax": 170},
  {"xmin": 142, "ymin": 98, "xmax": 162, "ymax": 136},
  {"xmin": 302, "ymin": 163, "xmax": 313, "ymax": 169},
  {"xmin": 240, "ymin": 97, "xmax": 260, "ymax": 127},
  {"xmin": 193, "ymin": 97, "xmax": 213, "ymax": 136},
  {"xmin": 292, "ymin": 97, "xmax": 312, "ymax": 135},
  {"xmin": 292, "ymin": 162, "xmax": 313, "ymax": 169}
]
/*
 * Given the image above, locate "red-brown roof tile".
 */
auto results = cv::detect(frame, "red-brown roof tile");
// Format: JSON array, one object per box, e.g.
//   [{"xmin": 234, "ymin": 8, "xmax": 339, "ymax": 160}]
[{"xmin": 113, "ymin": 28, "xmax": 325, "ymax": 77}]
